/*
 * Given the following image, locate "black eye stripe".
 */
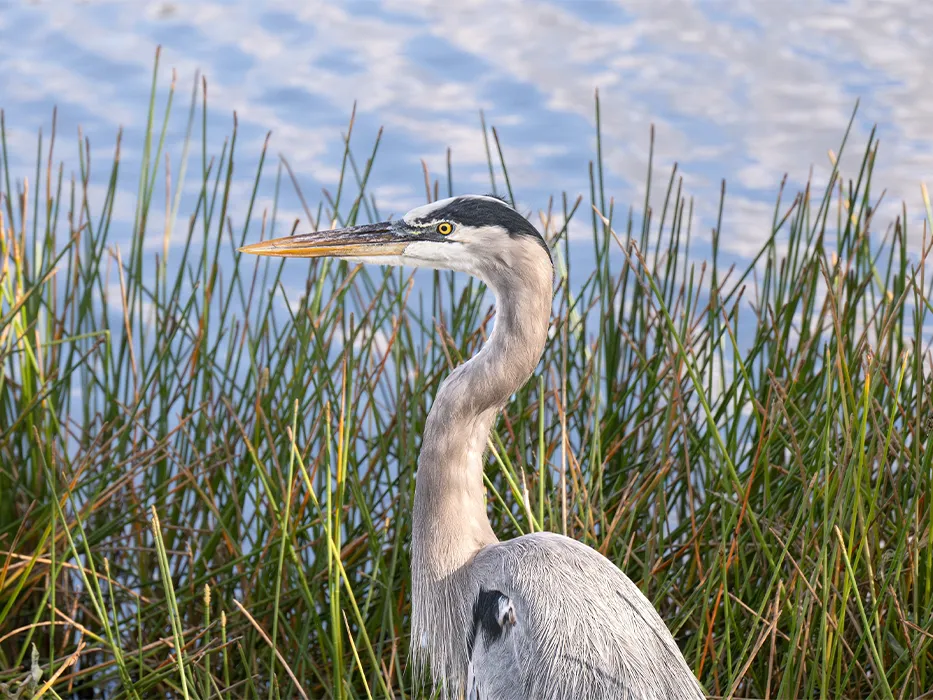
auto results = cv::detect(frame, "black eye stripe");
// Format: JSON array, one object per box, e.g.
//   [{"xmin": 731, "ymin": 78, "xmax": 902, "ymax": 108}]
[{"xmin": 407, "ymin": 196, "xmax": 552, "ymax": 262}]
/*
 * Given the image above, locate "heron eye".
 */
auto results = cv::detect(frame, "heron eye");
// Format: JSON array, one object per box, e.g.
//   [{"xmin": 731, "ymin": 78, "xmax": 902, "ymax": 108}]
[{"xmin": 436, "ymin": 222, "xmax": 453, "ymax": 235}]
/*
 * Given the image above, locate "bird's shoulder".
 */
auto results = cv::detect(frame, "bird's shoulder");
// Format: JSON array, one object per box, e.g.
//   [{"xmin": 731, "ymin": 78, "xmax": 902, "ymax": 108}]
[
  {"xmin": 465, "ymin": 531, "xmax": 704, "ymax": 699},
  {"xmin": 472, "ymin": 532, "xmax": 679, "ymax": 655}
]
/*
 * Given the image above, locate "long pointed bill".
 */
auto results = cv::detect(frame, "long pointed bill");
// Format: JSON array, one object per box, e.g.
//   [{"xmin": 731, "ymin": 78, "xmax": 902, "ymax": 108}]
[{"xmin": 238, "ymin": 221, "xmax": 410, "ymax": 258}]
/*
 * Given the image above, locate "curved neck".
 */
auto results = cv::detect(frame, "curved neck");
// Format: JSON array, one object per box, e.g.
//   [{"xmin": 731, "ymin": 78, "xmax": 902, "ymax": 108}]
[{"xmin": 411, "ymin": 257, "xmax": 553, "ymax": 581}]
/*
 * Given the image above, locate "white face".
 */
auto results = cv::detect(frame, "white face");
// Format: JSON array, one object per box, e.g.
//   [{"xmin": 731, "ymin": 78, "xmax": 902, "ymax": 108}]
[
  {"xmin": 400, "ymin": 225, "xmax": 521, "ymax": 276},
  {"xmin": 397, "ymin": 196, "xmax": 550, "ymax": 279},
  {"xmin": 338, "ymin": 224, "xmax": 518, "ymax": 277}
]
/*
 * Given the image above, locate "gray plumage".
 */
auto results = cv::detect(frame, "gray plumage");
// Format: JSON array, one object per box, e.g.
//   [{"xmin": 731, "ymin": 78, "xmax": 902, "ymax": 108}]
[{"xmin": 239, "ymin": 194, "xmax": 705, "ymax": 700}]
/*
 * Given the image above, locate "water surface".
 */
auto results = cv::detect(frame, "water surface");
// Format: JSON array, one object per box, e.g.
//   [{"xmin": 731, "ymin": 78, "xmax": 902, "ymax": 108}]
[{"xmin": 1, "ymin": 0, "xmax": 930, "ymax": 272}]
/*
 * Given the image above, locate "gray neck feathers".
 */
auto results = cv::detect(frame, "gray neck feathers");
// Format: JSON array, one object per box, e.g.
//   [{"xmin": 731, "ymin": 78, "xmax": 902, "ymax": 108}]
[{"xmin": 409, "ymin": 245, "xmax": 553, "ymax": 693}]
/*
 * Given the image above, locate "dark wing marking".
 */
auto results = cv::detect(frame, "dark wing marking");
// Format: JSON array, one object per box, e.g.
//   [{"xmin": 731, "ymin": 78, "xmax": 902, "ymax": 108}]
[
  {"xmin": 468, "ymin": 589, "xmax": 518, "ymax": 700},
  {"xmin": 468, "ymin": 588, "xmax": 515, "ymax": 656}
]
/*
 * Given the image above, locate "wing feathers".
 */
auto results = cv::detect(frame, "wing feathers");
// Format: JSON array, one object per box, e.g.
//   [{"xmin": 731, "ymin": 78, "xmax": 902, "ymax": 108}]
[{"xmin": 465, "ymin": 532, "xmax": 705, "ymax": 699}]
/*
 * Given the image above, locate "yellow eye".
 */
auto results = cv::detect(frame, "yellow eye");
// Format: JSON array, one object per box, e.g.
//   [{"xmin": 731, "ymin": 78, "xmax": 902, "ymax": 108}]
[{"xmin": 436, "ymin": 222, "xmax": 453, "ymax": 235}]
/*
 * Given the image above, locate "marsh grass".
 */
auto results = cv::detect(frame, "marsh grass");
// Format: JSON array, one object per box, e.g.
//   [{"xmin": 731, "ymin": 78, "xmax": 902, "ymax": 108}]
[{"xmin": 2, "ymin": 56, "xmax": 933, "ymax": 699}]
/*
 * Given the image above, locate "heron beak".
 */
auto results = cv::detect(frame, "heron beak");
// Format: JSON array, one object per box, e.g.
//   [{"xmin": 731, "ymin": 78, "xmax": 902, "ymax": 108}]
[{"xmin": 238, "ymin": 221, "xmax": 409, "ymax": 258}]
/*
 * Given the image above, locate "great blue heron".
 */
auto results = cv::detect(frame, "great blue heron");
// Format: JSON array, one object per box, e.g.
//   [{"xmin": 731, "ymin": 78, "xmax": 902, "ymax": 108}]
[{"xmin": 240, "ymin": 194, "xmax": 705, "ymax": 699}]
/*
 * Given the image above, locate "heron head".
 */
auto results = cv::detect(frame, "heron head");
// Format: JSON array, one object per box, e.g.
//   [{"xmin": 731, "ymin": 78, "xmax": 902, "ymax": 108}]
[{"xmin": 238, "ymin": 194, "xmax": 552, "ymax": 282}]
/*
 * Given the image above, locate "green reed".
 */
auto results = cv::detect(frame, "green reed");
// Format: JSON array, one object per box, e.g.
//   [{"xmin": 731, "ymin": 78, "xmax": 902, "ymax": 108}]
[{"xmin": 1, "ymin": 58, "xmax": 931, "ymax": 699}]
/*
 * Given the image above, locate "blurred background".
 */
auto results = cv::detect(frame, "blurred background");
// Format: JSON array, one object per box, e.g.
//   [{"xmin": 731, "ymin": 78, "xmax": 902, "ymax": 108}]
[{"xmin": 3, "ymin": 0, "xmax": 932, "ymax": 259}]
